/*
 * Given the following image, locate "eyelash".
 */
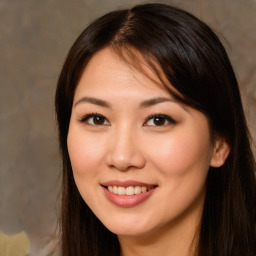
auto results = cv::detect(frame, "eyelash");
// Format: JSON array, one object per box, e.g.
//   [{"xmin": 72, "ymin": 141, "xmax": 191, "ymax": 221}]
[
  {"xmin": 79, "ymin": 113, "xmax": 176, "ymax": 127},
  {"xmin": 144, "ymin": 113, "xmax": 176, "ymax": 126},
  {"xmin": 79, "ymin": 113, "xmax": 110, "ymax": 125}
]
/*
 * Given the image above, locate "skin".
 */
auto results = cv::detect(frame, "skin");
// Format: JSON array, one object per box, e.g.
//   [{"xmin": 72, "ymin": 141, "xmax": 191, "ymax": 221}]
[{"xmin": 67, "ymin": 48, "xmax": 230, "ymax": 256}]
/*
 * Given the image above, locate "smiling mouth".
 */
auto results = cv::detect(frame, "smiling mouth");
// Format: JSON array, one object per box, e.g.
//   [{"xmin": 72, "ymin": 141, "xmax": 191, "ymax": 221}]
[{"xmin": 104, "ymin": 185, "xmax": 157, "ymax": 196}]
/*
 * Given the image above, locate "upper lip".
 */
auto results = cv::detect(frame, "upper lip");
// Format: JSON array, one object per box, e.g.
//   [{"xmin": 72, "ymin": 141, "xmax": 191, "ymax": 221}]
[{"xmin": 101, "ymin": 180, "xmax": 157, "ymax": 188}]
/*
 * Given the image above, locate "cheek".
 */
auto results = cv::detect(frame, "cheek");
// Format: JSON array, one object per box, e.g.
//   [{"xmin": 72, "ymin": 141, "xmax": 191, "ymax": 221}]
[
  {"xmin": 68, "ymin": 140, "xmax": 111, "ymax": 223},
  {"xmin": 67, "ymin": 129, "xmax": 106, "ymax": 176},
  {"xmin": 67, "ymin": 129, "xmax": 107, "ymax": 208},
  {"xmin": 143, "ymin": 127, "xmax": 212, "ymax": 220},
  {"xmin": 145, "ymin": 127, "xmax": 213, "ymax": 177}
]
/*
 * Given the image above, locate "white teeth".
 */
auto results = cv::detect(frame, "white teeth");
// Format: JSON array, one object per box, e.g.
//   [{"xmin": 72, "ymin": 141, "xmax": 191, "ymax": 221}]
[
  {"xmin": 117, "ymin": 186, "xmax": 126, "ymax": 195},
  {"xmin": 113, "ymin": 186, "xmax": 118, "ymax": 194},
  {"xmin": 141, "ymin": 186, "xmax": 147, "ymax": 192},
  {"xmin": 126, "ymin": 186, "xmax": 135, "ymax": 196},
  {"xmin": 134, "ymin": 186, "xmax": 141, "ymax": 195},
  {"xmin": 134, "ymin": 186, "xmax": 141, "ymax": 194},
  {"xmin": 107, "ymin": 185, "xmax": 152, "ymax": 196}
]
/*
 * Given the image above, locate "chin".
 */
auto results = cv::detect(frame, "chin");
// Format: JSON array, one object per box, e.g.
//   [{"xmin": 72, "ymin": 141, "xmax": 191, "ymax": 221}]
[
  {"xmin": 100, "ymin": 216, "xmax": 157, "ymax": 237},
  {"xmin": 108, "ymin": 225, "xmax": 150, "ymax": 237}
]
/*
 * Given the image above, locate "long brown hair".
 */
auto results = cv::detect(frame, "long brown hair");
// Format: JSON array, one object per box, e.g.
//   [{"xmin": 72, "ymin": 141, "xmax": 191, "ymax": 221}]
[{"xmin": 55, "ymin": 3, "xmax": 256, "ymax": 255}]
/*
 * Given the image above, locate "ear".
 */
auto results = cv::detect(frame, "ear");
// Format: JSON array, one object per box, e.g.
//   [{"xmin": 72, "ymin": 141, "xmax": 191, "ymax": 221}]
[{"xmin": 210, "ymin": 137, "xmax": 231, "ymax": 167}]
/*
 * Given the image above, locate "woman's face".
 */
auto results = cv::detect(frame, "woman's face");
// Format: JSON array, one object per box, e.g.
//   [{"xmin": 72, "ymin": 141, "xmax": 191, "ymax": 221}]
[{"xmin": 67, "ymin": 48, "xmax": 221, "ymax": 237}]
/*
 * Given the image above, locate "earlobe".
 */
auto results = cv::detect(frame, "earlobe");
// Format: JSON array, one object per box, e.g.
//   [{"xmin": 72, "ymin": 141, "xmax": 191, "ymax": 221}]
[{"xmin": 210, "ymin": 137, "xmax": 231, "ymax": 167}]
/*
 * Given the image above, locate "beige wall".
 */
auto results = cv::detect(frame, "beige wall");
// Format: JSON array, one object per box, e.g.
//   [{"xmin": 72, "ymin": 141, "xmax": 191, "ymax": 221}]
[{"xmin": 0, "ymin": 0, "xmax": 255, "ymax": 255}]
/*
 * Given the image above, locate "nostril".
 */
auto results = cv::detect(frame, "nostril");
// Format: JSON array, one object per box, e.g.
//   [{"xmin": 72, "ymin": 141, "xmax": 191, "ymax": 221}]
[{"xmin": 106, "ymin": 150, "xmax": 146, "ymax": 171}]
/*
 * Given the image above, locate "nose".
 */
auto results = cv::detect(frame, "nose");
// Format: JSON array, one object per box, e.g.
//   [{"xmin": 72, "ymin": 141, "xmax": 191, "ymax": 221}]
[{"xmin": 105, "ymin": 127, "xmax": 146, "ymax": 171}]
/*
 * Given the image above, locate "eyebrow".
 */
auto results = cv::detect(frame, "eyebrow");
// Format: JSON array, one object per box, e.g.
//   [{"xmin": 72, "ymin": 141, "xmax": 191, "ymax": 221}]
[
  {"xmin": 74, "ymin": 97, "xmax": 112, "ymax": 108},
  {"xmin": 74, "ymin": 96, "xmax": 177, "ymax": 109},
  {"xmin": 139, "ymin": 97, "xmax": 176, "ymax": 107}
]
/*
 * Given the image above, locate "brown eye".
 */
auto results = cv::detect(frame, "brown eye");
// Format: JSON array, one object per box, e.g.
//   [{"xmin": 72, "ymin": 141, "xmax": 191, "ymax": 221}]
[
  {"xmin": 92, "ymin": 116, "xmax": 105, "ymax": 125},
  {"xmin": 145, "ymin": 114, "xmax": 176, "ymax": 126},
  {"xmin": 152, "ymin": 116, "xmax": 166, "ymax": 126},
  {"xmin": 81, "ymin": 114, "xmax": 109, "ymax": 126}
]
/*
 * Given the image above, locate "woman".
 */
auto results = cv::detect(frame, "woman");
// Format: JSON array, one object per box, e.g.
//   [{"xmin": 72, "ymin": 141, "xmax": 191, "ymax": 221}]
[{"xmin": 55, "ymin": 3, "xmax": 256, "ymax": 256}]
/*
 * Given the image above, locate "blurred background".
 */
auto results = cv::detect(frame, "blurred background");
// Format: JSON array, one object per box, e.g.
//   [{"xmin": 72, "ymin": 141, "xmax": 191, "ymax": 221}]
[{"xmin": 0, "ymin": 0, "xmax": 255, "ymax": 255}]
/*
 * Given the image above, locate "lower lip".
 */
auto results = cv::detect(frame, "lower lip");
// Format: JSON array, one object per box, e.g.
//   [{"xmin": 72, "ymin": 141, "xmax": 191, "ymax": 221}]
[{"xmin": 102, "ymin": 186, "xmax": 156, "ymax": 207}]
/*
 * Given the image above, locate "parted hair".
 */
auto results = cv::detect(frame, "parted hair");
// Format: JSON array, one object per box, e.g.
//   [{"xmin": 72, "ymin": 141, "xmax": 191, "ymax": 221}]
[{"xmin": 55, "ymin": 3, "xmax": 256, "ymax": 256}]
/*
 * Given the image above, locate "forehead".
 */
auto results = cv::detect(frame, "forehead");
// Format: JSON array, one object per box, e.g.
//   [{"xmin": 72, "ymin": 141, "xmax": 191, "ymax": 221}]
[{"xmin": 74, "ymin": 47, "xmax": 176, "ymax": 100}]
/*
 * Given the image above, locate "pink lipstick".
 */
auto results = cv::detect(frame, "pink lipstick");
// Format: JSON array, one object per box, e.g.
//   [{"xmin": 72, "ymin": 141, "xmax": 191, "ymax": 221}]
[{"xmin": 101, "ymin": 180, "xmax": 157, "ymax": 207}]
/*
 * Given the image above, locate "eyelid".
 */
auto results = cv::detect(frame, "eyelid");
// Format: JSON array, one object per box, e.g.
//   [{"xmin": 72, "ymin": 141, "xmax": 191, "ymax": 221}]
[
  {"xmin": 144, "ymin": 113, "xmax": 176, "ymax": 126},
  {"xmin": 79, "ymin": 113, "xmax": 110, "ymax": 125}
]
